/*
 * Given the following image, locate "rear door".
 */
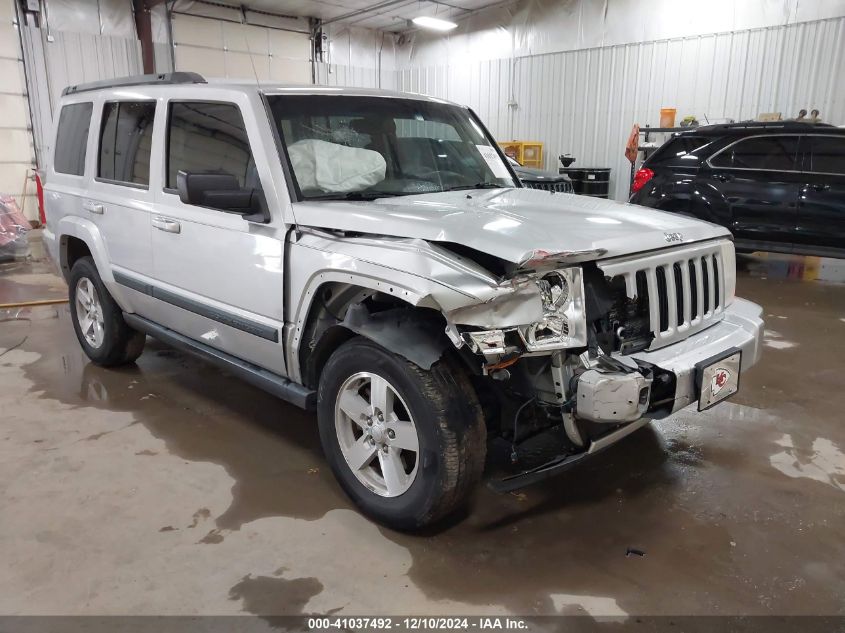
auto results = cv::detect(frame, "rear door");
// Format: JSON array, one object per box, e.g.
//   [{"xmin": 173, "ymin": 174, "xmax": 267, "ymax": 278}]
[
  {"xmin": 796, "ymin": 135, "xmax": 845, "ymax": 254},
  {"xmin": 147, "ymin": 98, "xmax": 286, "ymax": 375},
  {"xmin": 87, "ymin": 98, "xmax": 157, "ymax": 285},
  {"xmin": 703, "ymin": 135, "xmax": 803, "ymax": 250}
]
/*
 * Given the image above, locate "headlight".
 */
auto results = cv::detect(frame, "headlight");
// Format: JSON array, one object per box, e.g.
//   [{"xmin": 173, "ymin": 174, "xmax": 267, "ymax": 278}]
[
  {"xmin": 536, "ymin": 271, "xmax": 569, "ymax": 310},
  {"xmin": 519, "ymin": 268, "xmax": 587, "ymax": 351}
]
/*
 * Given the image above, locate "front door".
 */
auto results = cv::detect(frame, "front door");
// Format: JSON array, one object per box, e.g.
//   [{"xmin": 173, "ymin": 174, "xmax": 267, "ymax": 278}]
[
  {"xmin": 148, "ymin": 99, "xmax": 286, "ymax": 375},
  {"xmin": 796, "ymin": 135, "xmax": 845, "ymax": 255},
  {"xmin": 703, "ymin": 134, "xmax": 803, "ymax": 250}
]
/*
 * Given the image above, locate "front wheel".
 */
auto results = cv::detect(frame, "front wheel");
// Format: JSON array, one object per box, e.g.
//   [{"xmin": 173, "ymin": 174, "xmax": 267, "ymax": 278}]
[{"xmin": 317, "ymin": 338, "xmax": 486, "ymax": 530}]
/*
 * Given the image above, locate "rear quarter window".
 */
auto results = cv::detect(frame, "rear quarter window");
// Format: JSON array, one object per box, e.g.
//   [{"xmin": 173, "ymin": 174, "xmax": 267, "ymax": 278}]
[
  {"xmin": 646, "ymin": 135, "xmax": 711, "ymax": 166},
  {"xmin": 54, "ymin": 102, "xmax": 93, "ymax": 176}
]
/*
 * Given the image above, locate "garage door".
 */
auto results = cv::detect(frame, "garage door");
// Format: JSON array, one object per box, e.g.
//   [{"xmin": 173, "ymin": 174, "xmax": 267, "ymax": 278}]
[
  {"xmin": 172, "ymin": 13, "xmax": 311, "ymax": 84},
  {"xmin": 0, "ymin": 0, "xmax": 36, "ymax": 221}
]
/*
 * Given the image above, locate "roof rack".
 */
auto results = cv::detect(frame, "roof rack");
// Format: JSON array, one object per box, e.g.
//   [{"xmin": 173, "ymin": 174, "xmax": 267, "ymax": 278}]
[
  {"xmin": 702, "ymin": 120, "xmax": 836, "ymax": 131},
  {"xmin": 62, "ymin": 72, "xmax": 206, "ymax": 96}
]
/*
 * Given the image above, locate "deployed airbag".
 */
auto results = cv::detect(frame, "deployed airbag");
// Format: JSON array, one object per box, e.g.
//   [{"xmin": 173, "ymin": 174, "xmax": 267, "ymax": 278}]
[{"xmin": 287, "ymin": 139, "xmax": 386, "ymax": 193}]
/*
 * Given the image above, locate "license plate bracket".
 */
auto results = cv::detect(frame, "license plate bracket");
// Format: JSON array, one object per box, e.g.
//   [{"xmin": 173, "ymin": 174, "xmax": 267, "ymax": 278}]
[{"xmin": 695, "ymin": 347, "xmax": 742, "ymax": 411}]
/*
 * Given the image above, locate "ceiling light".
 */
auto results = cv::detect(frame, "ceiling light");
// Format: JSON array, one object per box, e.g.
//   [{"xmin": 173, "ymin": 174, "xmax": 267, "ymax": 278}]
[{"xmin": 412, "ymin": 16, "xmax": 458, "ymax": 31}]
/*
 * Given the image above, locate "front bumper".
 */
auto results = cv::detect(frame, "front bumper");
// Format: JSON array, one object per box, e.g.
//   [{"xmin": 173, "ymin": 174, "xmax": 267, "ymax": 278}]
[
  {"xmin": 629, "ymin": 297, "xmax": 763, "ymax": 414},
  {"xmin": 575, "ymin": 298, "xmax": 763, "ymax": 423},
  {"xmin": 489, "ymin": 298, "xmax": 763, "ymax": 492}
]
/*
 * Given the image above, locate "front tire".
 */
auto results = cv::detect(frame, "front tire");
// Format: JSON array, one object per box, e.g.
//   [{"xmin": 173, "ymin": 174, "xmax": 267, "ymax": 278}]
[
  {"xmin": 317, "ymin": 337, "xmax": 486, "ymax": 530},
  {"xmin": 68, "ymin": 256, "xmax": 145, "ymax": 367}
]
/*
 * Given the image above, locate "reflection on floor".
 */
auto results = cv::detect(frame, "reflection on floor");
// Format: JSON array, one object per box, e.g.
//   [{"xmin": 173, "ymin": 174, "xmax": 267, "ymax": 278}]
[{"xmin": 738, "ymin": 251, "xmax": 845, "ymax": 283}]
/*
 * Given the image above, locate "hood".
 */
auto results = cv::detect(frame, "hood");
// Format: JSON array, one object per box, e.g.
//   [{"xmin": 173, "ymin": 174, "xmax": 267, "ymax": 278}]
[
  {"xmin": 513, "ymin": 165, "xmax": 567, "ymax": 181},
  {"xmin": 292, "ymin": 188, "xmax": 730, "ymax": 265}
]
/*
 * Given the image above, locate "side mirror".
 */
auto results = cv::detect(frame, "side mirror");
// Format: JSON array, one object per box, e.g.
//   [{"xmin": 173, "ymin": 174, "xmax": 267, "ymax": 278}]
[{"xmin": 176, "ymin": 171, "xmax": 270, "ymax": 223}]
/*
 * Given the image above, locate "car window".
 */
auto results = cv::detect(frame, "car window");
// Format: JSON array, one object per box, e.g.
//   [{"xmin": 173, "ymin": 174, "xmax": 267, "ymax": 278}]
[
  {"xmin": 710, "ymin": 136, "xmax": 800, "ymax": 171},
  {"xmin": 54, "ymin": 102, "xmax": 93, "ymax": 176},
  {"xmin": 98, "ymin": 101, "xmax": 155, "ymax": 186},
  {"xmin": 647, "ymin": 135, "xmax": 711, "ymax": 165},
  {"xmin": 166, "ymin": 102, "xmax": 253, "ymax": 190},
  {"xmin": 808, "ymin": 136, "xmax": 845, "ymax": 175}
]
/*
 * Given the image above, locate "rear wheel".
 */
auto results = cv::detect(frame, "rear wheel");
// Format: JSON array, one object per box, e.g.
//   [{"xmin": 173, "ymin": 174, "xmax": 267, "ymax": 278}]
[
  {"xmin": 317, "ymin": 337, "xmax": 486, "ymax": 530},
  {"xmin": 69, "ymin": 256, "xmax": 145, "ymax": 366}
]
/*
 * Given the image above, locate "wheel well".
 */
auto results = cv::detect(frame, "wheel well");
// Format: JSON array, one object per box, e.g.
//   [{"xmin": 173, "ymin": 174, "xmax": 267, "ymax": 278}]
[
  {"xmin": 60, "ymin": 235, "xmax": 92, "ymax": 280},
  {"xmin": 299, "ymin": 282, "xmax": 451, "ymax": 390}
]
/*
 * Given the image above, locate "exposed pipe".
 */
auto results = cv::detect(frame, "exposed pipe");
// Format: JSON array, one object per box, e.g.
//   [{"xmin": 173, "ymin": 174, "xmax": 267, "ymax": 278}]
[
  {"xmin": 166, "ymin": 0, "xmax": 176, "ymax": 71},
  {"xmin": 132, "ymin": 0, "xmax": 156, "ymax": 73},
  {"xmin": 0, "ymin": 299, "xmax": 68, "ymax": 309}
]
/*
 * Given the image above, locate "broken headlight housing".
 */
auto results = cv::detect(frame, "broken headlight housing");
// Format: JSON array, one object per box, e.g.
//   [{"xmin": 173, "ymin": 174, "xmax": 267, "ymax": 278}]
[{"xmin": 519, "ymin": 268, "xmax": 588, "ymax": 351}]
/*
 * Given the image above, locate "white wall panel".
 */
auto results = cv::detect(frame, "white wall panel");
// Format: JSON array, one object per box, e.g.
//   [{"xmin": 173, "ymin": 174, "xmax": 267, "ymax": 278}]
[
  {"xmin": 315, "ymin": 62, "xmax": 395, "ymax": 90},
  {"xmin": 397, "ymin": 17, "xmax": 845, "ymax": 202},
  {"xmin": 2, "ymin": 0, "xmax": 36, "ymax": 219},
  {"xmin": 172, "ymin": 13, "xmax": 310, "ymax": 82}
]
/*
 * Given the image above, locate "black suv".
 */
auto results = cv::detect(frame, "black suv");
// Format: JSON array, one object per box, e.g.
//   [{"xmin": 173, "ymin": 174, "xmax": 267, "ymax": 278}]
[{"xmin": 629, "ymin": 122, "xmax": 845, "ymax": 258}]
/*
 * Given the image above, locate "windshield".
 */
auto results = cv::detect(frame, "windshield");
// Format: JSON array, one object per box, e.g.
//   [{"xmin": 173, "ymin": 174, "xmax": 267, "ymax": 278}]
[{"xmin": 266, "ymin": 95, "xmax": 516, "ymax": 199}]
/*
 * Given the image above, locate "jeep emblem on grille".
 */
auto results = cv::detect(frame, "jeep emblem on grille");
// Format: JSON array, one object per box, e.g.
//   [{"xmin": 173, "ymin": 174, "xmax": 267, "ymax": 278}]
[{"xmin": 664, "ymin": 232, "xmax": 683, "ymax": 243}]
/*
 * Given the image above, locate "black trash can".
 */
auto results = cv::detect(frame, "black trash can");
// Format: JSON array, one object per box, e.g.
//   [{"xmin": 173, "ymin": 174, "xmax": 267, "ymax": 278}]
[{"xmin": 558, "ymin": 167, "xmax": 611, "ymax": 198}]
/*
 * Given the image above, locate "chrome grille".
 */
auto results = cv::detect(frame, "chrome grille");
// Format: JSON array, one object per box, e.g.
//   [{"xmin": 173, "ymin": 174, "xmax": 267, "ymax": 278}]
[
  {"xmin": 598, "ymin": 241, "xmax": 728, "ymax": 349},
  {"xmin": 524, "ymin": 181, "xmax": 573, "ymax": 193}
]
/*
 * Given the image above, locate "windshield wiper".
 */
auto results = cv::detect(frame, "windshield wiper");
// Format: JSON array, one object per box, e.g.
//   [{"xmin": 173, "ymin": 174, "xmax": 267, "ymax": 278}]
[
  {"xmin": 308, "ymin": 190, "xmax": 407, "ymax": 201},
  {"xmin": 443, "ymin": 182, "xmax": 506, "ymax": 192}
]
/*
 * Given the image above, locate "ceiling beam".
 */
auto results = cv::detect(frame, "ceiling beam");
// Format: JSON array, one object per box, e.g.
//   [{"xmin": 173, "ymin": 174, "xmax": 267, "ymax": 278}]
[{"xmin": 318, "ymin": 0, "xmax": 410, "ymax": 26}]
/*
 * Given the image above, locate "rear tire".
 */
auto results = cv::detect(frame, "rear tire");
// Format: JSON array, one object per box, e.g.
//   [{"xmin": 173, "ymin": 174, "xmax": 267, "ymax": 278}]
[
  {"xmin": 69, "ymin": 256, "xmax": 145, "ymax": 367},
  {"xmin": 317, "ymin": 337, "xmax": 486, "ymax": 530}
]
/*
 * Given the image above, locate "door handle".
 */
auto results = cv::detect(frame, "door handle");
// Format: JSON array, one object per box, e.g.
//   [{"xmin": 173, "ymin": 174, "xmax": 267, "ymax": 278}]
[
  {"xmin": 713, "ymin": 173, "xmax": 733, "ymax": 183},
  {"xmin": 83, "ymin": 201, "xmax": 104, "ymax": 214},
  {"xmin": 152, "ymin": 216, "xmax": 181, "ymax": 234}
]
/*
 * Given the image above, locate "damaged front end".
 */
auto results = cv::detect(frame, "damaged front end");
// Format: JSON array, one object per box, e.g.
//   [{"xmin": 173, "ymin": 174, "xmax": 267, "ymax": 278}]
[{"xmin": 444, "ymin": 249, "xmax": 702, "ymax": 492}]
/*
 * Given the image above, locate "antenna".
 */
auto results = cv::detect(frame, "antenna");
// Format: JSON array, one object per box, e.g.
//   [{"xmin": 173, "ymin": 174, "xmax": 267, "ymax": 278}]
[{"xmin": 240, "ymin": 4, "xmax": 262, "ymax": 88}]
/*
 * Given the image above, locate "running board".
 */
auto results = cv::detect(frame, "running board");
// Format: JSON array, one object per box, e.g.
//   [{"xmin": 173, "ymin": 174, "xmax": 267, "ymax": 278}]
[{"xmin": 123, "ymin": 313, "xmax": 316, "ymax": 411}]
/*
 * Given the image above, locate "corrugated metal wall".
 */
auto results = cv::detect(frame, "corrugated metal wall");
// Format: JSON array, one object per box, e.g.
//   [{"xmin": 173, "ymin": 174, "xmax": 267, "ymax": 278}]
[
  {"xmin": 315, "ymin": 62, "xmax": 397, "ymax": 90},
  {"xmin": 395, "ymin": 17, "xmax": 845, "ymax": 201}
]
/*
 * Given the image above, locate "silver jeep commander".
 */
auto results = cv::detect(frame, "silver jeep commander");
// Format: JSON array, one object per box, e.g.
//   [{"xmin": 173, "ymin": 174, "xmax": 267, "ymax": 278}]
[{"xmin": 42, "ymin": 73, "xmax": 763, "ymax": 529}]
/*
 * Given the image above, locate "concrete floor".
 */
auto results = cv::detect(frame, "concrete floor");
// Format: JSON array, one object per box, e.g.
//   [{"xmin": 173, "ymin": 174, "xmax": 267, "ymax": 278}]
[{"xmin": 1, "ymin": 235, "xmax": 844, "ymax": 618}]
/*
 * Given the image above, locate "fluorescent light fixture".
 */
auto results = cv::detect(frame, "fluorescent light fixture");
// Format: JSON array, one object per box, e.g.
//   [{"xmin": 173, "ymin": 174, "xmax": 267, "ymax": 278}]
[{"xmin": 412, "ymin": 15, "xmax": 458, "ymax": 31}]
